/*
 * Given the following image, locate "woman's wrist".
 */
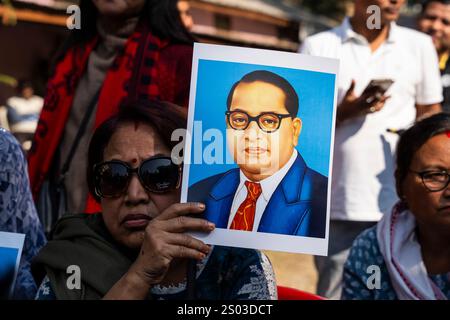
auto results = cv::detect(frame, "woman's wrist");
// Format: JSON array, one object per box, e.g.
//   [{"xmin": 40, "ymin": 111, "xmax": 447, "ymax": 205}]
[
  {"xmin": 125, "ymin": 269, "xmax": 154, "ymax": 292},
  {"xmin": 103, "ymin": 269, "xmax": 152, "ymax": 300}
]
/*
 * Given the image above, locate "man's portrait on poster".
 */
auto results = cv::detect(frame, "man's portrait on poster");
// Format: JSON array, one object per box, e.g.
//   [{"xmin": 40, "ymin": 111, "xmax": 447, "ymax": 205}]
[
  {"xmin": 182, "ymin": 43, "xmax": 337, "ymax": 255},
  {"xmin": 189, "ymin": 70, "xmax": 328, "ymax": 238}
]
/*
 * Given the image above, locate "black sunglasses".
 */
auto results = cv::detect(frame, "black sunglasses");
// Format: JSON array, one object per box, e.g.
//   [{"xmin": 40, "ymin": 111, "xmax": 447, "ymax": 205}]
[{"xmin": 93, "ymin": 156, "xmax": 181, "ymax": 198}]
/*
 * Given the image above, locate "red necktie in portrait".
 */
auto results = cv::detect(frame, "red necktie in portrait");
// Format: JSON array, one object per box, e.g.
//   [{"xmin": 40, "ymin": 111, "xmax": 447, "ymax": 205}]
[{"xmin": 230, "ymin": 181, "xmax": 262, "ymax": 231}]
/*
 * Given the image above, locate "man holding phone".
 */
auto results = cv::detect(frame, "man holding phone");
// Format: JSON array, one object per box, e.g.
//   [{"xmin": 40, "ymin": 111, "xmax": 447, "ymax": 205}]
[{"xmin": 300, "ymin": 0, "xmax": 443, "ymax": 299}]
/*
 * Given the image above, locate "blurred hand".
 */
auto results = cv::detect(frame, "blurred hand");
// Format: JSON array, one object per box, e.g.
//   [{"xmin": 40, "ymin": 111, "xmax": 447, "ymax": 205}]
[
  {"xmin": 129, "ymin": 202, "xmax": 214, "ymax": 286},
  {"xmin": 336, "ymin": 80, "xmax": 390, "ymax": 125}
]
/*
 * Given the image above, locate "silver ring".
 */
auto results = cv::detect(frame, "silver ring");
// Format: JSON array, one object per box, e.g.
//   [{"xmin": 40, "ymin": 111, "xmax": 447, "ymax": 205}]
[
  {"xmin": 369, "ymin": 106, "xmax": 376, "ymax": 113},
  {"xmin": 366, "ymin": 97, "xmax": 375, "ymax": 104}
]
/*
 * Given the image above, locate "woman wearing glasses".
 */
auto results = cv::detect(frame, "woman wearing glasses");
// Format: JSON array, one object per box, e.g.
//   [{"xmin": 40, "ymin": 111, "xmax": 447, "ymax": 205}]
[
  {"xmin": 342, "ymin": 112, "xmax": 450, "ymax": 300},
  {"xmin": 32, "ymin": 100, "xmax": 277, "ymax": 300}
]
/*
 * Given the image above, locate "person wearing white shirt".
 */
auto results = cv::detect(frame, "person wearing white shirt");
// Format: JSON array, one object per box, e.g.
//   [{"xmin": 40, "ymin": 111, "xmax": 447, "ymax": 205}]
[
  {"xmin": 300, "ymin": 0, "xmax": 443, "ymax": 299},
  {"xmin": 6, "ymin": 81, "xmax": 43, "ymax": 150}
]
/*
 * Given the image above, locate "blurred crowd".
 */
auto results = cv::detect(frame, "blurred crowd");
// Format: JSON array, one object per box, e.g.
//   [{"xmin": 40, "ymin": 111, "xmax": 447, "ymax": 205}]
[{"xmin": 0, "ymin": 0, "xmax": 449, "ymax": 300}]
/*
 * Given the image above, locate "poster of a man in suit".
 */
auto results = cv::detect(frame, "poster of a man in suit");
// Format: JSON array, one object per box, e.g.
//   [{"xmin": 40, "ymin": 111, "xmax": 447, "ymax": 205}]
[{"xmin": 182, "ymin": 44, "xmax": 338, "ymax": 255}]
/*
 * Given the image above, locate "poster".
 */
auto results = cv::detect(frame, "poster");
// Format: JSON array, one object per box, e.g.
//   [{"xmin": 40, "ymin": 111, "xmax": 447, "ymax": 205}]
[
  {"xmin": 181, "ymin": 43, "xmax": 338, "ymax": 255},
  {"xmin": 0, "ymin": 232, "xmax": 25, "ymax": 299}
]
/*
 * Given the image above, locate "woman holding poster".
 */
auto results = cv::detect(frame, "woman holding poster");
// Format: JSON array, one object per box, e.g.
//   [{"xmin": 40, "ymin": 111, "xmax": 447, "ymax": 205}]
[{"xmin": 33, "ymin": 101, "xmax": 277, "ymax": 300}]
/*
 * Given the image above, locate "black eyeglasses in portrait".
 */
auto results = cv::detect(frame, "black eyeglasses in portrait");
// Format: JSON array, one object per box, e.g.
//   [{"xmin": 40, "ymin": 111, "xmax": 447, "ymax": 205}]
[{"xmin": 225, "ymin": 110, "xmax": 292, "ymax": 133}]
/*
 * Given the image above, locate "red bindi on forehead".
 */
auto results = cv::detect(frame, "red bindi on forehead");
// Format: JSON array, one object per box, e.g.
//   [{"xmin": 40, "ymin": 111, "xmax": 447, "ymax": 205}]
[
  {"xmin": 446, "ymin": 130, "xmax": 450, "ymax": 138},
  {"xmin": 131, "ymin": 158, "xmax": 138, "ymax": 164}
]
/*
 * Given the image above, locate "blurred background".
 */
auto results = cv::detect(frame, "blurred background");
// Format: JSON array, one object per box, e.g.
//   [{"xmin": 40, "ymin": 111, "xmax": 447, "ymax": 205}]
[
  {"xmin": 0, "ymin": 0, "xmax": 425, "ymax": 107},
  {"xmin": 0, "ymin": 0, "xmax": 426, "ymax": 294}
]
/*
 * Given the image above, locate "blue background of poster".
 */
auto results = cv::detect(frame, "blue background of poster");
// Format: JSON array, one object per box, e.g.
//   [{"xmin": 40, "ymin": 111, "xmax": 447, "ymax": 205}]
[
  {"xmin": 0, "ymin": 247, "xmax": 19, "ymax": 298},
  {"xmin": 188, "ymin": 59, "xmax": 335, "ymax": 186}
]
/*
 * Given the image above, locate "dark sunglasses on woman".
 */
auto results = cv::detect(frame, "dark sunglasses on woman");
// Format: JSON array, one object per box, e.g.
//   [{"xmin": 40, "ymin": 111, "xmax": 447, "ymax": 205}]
[{"xmin": 93, "ymin": 156, "xmax": 181, "ymax": 198}]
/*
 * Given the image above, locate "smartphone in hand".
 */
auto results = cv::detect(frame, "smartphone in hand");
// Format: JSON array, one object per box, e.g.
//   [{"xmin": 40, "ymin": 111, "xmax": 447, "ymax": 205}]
[{"xmin": 363, "ymin": 79, "xmax": 394, "ymax": 104}]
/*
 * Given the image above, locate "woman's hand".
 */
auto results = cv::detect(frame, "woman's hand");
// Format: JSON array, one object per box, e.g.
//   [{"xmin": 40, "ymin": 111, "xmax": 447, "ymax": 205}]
[
  {"xmin": 103, "ymin": 202, "xmax": 214, "ymax": 300},
  {"xmin": 130, "ymin": 202, "xmax": 214, "ymax": 286}
]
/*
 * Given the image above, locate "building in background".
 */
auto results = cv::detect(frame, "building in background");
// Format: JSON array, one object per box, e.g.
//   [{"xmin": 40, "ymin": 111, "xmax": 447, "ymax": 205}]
[
  {"xmin": 0, "ymin": 0, "xmax": 425, "ymax": 117},
  {"xmin": 190, "ymin": 0, "xmax": 337, "ymax": 51},
  {"xmin": 0, "ymin": 0, "xmax": 69, "ymax": 107},
  {"xmin": 0, "ymin": 0, "xmax": 338, "ymax": 108}
]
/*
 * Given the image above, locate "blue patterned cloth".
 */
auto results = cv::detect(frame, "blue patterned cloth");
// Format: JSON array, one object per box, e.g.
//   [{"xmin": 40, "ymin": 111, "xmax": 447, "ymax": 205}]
[
  {"xmin": 36, "ymin": 246, "xmax": 277, "ymax": 300},
  {"xmin": 342, "ymin": 226, "xmax": 450, "ymax": 300},
  {"xmin": 0, "ymin": 128, "xmax": 46, "ymax": 299}
]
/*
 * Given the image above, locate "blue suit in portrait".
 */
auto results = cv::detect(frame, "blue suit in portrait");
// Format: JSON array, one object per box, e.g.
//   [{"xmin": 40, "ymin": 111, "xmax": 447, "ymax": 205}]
[{"xmin": 188, "ymin": 151, "xmax": 328, "ymax": 238}]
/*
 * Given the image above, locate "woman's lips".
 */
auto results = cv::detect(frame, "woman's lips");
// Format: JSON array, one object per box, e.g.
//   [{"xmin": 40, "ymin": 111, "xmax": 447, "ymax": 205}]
[{"xmin": 122, "ymin": 214, "xmax": 151, "ymax": 229}]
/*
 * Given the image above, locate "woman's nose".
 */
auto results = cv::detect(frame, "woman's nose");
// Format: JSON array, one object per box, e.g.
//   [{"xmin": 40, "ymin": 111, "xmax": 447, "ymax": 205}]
[{"xmin": 125, "ymin": 174, "xmax": 149, "ymax": 205}]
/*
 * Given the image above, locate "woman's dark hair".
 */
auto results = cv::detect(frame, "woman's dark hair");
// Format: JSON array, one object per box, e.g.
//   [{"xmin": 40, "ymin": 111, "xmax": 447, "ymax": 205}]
[
  {"xmin": 53, "ymin": 0, "xmax": 195, "ymax": 71},
  {"xmin": 87, "ymin": 99, "xmax": 187, "ymax": 201},
  {"xmin": 146, "ymin": 0, "xmax": 196, "ymax": 44},
  {"xmin": 78, "ymin": 0, "xmax": 194, "ymax": 44},
  {"xmin": 395, "ymin": 112, "xmax": 450, "ymax": 198}
]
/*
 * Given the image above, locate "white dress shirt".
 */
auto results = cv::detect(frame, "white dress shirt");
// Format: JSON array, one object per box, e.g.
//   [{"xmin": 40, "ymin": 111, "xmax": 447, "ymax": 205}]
[{"xmin": 228, "ymin": 150, "xmax": 298, "ymax": 231}]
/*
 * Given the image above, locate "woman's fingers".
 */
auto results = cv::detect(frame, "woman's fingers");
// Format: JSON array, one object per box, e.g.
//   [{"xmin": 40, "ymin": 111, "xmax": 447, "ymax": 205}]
[
  {"xmin": 166, "ymin": 232, "xmax": 211, "ymax": 255},
  {"xmin": 167, "ymin": 243, "xmax": 208, "ymax": 260},
  {"xmin": 143, "ymin": 210, "xmax": 213, "ymax": 257},
  {"xmin": 142, "ymin": 202, "xmax": 214, "ymax": 264},
  {"xmin": 157, "ymin": 202, "xmax": 206, "ymax": 221},
  {"xmin": 140, "ymin": 232, "xmax": 208, "ymax": 265},
  {"xmin": 159, "ymin": 215, "xmax": 214, "ymax": 233}
]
